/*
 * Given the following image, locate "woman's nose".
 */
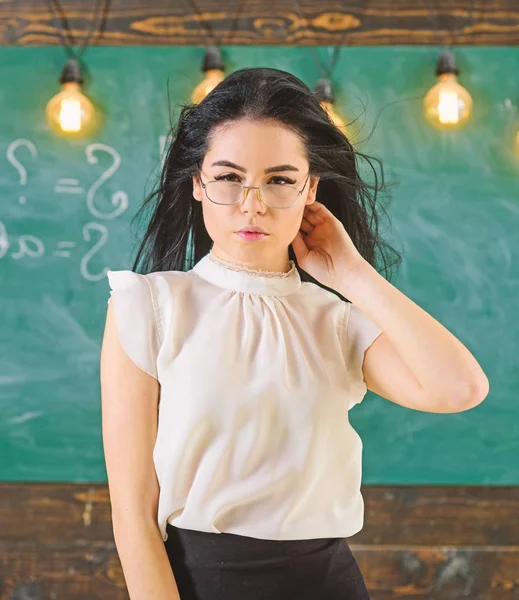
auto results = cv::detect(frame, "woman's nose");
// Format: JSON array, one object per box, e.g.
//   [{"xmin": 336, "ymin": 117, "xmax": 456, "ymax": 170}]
[{"xmin": 239, "ymin": 186, "xmax": 265, "ymax": 211}]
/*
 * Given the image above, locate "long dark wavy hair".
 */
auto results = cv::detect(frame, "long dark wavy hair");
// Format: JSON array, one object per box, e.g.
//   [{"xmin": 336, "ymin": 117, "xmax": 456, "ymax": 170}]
[{"xmin": 130, "ymin": 66, "xmax": 402, "ymax": 301}]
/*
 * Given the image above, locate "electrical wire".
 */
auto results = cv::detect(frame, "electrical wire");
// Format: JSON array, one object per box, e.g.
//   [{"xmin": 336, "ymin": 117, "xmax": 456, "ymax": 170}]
[
  {"xmin": 45, "ymin": 0, "xmax": 111, "ymax": 61},
  {"xmin": 183, "ymin": 0, "xmax": 244, "ymax": 50},
  {"xmin": 291, "ymin": 0, "xmax": 352, "ymax": 81},
  {"xmin": 432, "ymin": 0, "xmax": 478, "ymax": 51}
]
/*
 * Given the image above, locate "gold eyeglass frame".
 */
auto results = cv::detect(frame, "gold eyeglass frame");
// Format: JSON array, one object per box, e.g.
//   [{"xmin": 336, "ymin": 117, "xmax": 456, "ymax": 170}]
[{"xmin": 197, "ymin": 168, "xmax": 311, "ymax": 209}]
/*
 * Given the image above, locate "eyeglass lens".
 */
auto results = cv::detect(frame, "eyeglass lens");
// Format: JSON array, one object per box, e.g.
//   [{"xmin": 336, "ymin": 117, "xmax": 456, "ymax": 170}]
[{"xmin": 205, "ymin": 181, "xmax": 301, "ymax": 208}]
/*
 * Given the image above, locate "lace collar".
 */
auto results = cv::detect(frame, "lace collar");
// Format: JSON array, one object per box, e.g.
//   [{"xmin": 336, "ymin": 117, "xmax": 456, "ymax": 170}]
[{"xmin": 192, "ymin": 250, "xmax": 301, "ymax": 297}]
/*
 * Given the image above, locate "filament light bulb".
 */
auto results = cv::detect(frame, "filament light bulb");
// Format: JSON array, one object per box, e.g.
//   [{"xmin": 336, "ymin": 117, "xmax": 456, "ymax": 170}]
[
  {"xmin": 424, "ymin": 52, "xmax": 472, "ymax": 129},
  {"xmin": 192, "ymin": 46, "xmax": 225, "ymax": 104},
  {"xmin": 192, "ymin": 69, "xmax": 225, "ymax": 104},
  {"xmin": 46, "ymin": 82, "xmax": 95, "ymax": 133},
  {"xmin": 46, "ymin": 59, "xmax": 95, "ymax": 135},
  {"xmin": 314, "ymin": 78, "xmax": 353, "ymax": 137},
  {"xmin": 320, "ymin": 100, "xmax": 346, "ymax": 130}
]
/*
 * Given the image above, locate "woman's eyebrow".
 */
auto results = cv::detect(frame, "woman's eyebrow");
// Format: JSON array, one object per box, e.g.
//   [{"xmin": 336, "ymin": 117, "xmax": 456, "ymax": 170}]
[{"xmin": 211, "ymin": 160, "xmax": 300, "ymax": 174}]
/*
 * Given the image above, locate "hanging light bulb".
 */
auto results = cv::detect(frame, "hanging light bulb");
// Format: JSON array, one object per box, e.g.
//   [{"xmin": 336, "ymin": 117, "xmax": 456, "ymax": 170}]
[
  {"xmin": 191, "ymin": 46, "xmax": 225, "ymax": 104},
  {"xmin": 424, "ymin": 52, "xmax": 473, "ymax": 129},
  {"xmin": 314, "ymin": 78, "xmax": 346, "ymax": 130},
  {"xmin": 46, "ymin": 59, "xmax": 95, "ymax": 135}
]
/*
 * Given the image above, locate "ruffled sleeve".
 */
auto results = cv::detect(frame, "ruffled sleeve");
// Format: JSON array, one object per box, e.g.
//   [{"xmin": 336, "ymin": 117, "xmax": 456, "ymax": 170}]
[
  {"xmin": 106, "ymin": 269, "xmax": 162, "ymax": 380},
  {"xmin": 343, "ymin": 302, "xmax": 383, "ymax": 407}
]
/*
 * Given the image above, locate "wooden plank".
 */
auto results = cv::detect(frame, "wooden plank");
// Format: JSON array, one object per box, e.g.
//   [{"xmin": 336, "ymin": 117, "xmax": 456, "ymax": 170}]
[
  {"xmin": 2, "ymin": 0, "xmax": 519, "ymax": 46},
  {"xmin": 352, "ymin": 548, "xmax": 519, "ymax": 599},
  {"xmin": 0, "ymin": 483, "xmax": 518, "ymax": 598}
]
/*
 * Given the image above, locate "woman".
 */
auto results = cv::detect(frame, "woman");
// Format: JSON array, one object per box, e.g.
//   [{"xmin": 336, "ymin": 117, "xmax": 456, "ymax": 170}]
[{"xmin": 100, "ymin": 67, "xmax": 489, "ymax": 600}]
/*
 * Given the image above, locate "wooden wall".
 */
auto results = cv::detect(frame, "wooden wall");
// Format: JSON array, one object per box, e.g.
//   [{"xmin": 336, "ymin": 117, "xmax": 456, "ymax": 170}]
[
  {"xmin": 1, "ymin": 484, "xmax": 518, "ymax": 598},
  {"xmin": 2, "ymin": 0, "xmax": 519, "ymax": 46}
]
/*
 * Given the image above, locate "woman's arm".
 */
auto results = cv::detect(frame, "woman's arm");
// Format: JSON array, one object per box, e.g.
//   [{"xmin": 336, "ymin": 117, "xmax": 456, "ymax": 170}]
[
  {"xmin": 293, "ymin": 201, "xmax": 488, "ymax": 413},
  {"xmin": 100, "ymin": 301, "xmax": 181, "ymax": 600},
  {"xmin": 340, "ymin": 260, "xmax": 490, "ymax": 413}
]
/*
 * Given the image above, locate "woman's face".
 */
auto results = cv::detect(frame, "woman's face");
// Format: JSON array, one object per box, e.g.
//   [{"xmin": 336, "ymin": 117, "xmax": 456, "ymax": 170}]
[{"xmin": 192, "ymin": 118, "xmax": 319, "ymax": 272}]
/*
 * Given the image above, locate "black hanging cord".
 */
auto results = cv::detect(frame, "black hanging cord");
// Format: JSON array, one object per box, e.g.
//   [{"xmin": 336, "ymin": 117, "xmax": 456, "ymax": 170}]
[
  {"xmin": 432, "ymin": 0, "xmax": 478, "ymax": 75},
  {"xmin": 183, "ymin": 0, "xmax": 244, "ymax": 51},
  {"xmin": 45, "ymin": 0, "xmax": 111, "ymax": 61},
  {"xmin": 291, "ymin": 0, "xmax": 352, "ymax": 82},
  {"xmin": 432, "ymin": 0, "xmax": 478, "ymax": 54}
]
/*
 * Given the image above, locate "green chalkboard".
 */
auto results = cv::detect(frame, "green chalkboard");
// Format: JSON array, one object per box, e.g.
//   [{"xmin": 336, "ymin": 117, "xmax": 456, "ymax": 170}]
[{"xmin": 1, "ymin": 46, "xmax": 517, "ymax": 484}]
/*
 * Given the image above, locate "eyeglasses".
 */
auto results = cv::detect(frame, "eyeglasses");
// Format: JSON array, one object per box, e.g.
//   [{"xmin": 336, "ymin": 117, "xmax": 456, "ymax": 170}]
[{"xmin": 198, "ymin": 170, "xmax": 311, "ymax": 209}]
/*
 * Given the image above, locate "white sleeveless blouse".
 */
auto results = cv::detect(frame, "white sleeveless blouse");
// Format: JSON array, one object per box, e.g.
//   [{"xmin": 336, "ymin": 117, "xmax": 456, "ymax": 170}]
[{"xmin": 106, "ymin": 250, "xmax": 382, "ymax": 542}]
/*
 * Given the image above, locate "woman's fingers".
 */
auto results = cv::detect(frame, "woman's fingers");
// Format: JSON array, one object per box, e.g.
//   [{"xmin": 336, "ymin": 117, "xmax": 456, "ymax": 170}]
[
  {"xmin": 303, "ymin": 204, "xmax": 325, "ymax": 224},
  {"xmin": 299, "ymin": 219, "xmax": 314, "ymax": 235}
]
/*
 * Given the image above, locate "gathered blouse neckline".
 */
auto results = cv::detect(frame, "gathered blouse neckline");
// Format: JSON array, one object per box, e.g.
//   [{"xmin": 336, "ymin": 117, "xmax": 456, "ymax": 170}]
[{"xmin": 192, "ymin": 250, "xmax": 302, "ymax": 297}]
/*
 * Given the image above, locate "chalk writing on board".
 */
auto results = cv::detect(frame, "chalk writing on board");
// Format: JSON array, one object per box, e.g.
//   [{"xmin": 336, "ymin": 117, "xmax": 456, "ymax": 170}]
[
  {"xmin": 5, "ymin": 141, "xmax": 129, "ymax": 216},
  {"xmin": 6, "ymin": 139, "xmax": 38, "ymax": 205},
  {"xmin": 10, "ymin": 234, "xmax": 44, "ymax": 259},
  {"xmin": 54, "ymin": 178, "xmax": 85, "ymax": 194},
  {"xmin": 81, "ymin": 222, "xmax": 109, "ymax": 281},
  {"xmin": 0, "ymin": 219, "xmax": 109, "ymax": 281},
  {"xmin": 86, "ymin": 143, "xmax": 128, "ymax": 219},
  {"xmin": 53, "ymin": 241, "xmax": 76, "ymax": 258},
  {"xmin": 2, "ymin": 139, "xmax": 170, "ymax": 280}
]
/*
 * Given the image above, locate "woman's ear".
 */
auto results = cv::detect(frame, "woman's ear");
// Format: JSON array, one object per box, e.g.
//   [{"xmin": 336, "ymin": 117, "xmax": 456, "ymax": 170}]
[
  {"xmin": 192, "ymin": 174, "xmax": 202, "ymax": 202},
  {"xmin": 307, "ymin": 175, "xmax": 320, "ymax": 203}
]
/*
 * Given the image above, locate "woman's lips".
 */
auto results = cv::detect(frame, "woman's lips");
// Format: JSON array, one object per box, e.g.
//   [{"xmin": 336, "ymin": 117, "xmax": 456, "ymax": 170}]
[{"xmin": 235, "ymin": 231, "xmax": 269, "ymax": 241}]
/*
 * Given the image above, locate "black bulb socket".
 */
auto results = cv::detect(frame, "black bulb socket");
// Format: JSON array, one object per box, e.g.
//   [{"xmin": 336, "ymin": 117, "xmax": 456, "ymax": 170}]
[
  {"xmin": 314, "ymin": 78, "xmax": 334, "ymax": 103},
  {"xmin": 59, "ymin": 59, "xmax": 84, "ymax": 85},
  {"xmin": 435, "ymin": 52, "xmax": 460, "ymax": 76},
  {"xmin": 202, "ymin": 46, "xmax": 224, "ymax": 73}
]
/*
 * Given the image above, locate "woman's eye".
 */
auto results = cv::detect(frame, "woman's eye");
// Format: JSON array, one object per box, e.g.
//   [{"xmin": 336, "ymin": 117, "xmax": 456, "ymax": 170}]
[
  {"xmin": 268, "ymin": 176, "xmax": 295, "ymax": 185},
  {"xmin": 215, "ymin": 173, "xmax": 240, "ymax": 182},
  {"xmin": 214, "ymin": 174, "xmax": 295, "ymax": 185}
]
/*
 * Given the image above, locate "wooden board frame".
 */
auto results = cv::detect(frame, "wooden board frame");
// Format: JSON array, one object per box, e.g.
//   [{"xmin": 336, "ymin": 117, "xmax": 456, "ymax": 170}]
[
  {"xmin": 1, "ymin": 483, "xmax": 518, "ymax": 598},
  {"xmin": 2, "ymin": 0, "xmax": 519, "ymax": 46}
]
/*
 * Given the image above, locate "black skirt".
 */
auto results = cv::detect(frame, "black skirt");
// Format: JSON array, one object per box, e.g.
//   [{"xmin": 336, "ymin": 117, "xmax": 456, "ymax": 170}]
[{"xmin": 164, "ymin": 523, "xmax": 371, "ymax": 600}]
